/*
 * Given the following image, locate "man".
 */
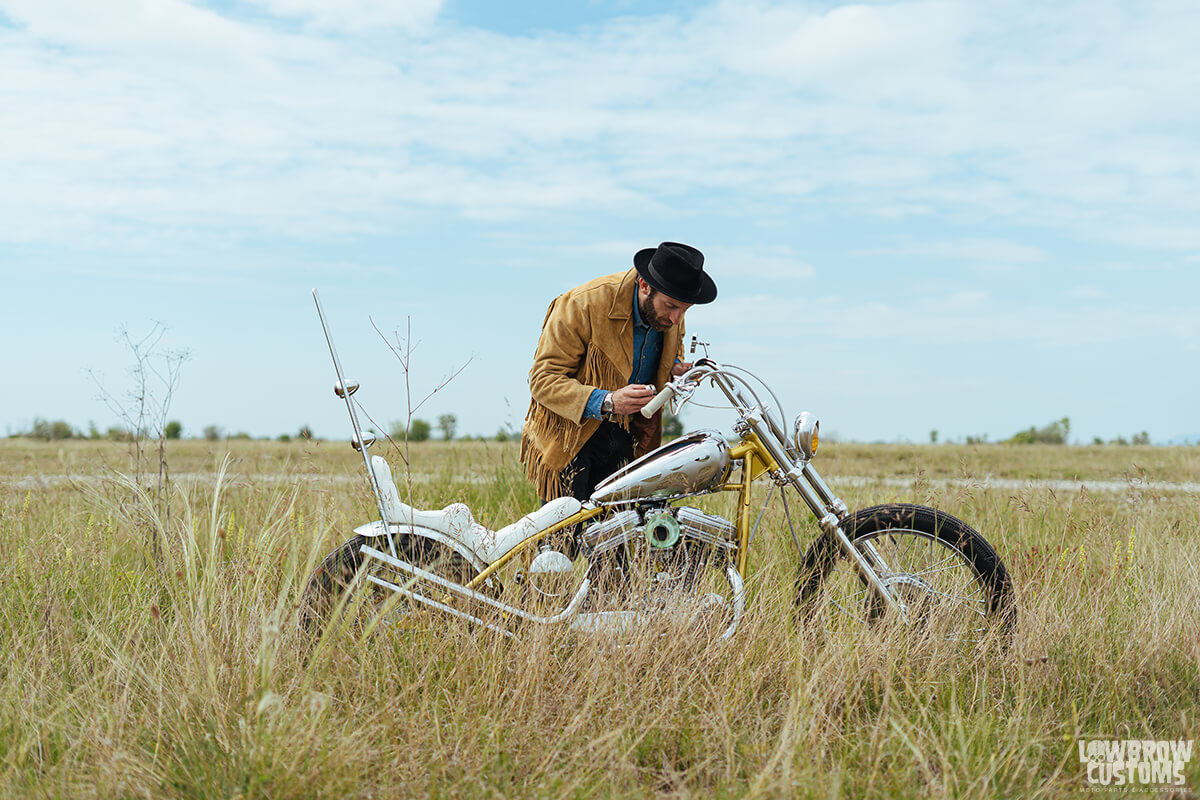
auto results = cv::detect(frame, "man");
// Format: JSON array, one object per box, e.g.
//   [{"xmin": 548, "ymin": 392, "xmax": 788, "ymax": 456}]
[{"xmin": 520, "ymin": 242, "xmax": 718, "ymax": 503}]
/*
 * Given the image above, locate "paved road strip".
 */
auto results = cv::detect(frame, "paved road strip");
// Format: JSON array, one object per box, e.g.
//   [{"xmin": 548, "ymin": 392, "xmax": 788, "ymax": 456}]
[{"xmin": 9, "ymin": 472, "xmax": 1200, "ymax": 494}]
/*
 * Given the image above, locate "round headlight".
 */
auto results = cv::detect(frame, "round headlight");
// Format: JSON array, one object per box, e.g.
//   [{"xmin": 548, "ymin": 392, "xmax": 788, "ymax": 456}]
[{"xmin": 793, "ymin": 412, "xmax": 819, "ymax": 459}]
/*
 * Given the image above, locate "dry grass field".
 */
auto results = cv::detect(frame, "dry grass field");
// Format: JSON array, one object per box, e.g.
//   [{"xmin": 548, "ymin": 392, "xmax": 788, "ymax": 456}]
[{"xmin": 2, "ymin": 437, "xmax": 1197, "ymax": 798}]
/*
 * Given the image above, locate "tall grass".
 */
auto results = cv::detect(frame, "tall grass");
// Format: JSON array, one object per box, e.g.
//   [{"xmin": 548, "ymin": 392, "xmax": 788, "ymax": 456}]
[{"xmin": 1, "ymin": 439, "xmax": 1197, "ymax": 797}]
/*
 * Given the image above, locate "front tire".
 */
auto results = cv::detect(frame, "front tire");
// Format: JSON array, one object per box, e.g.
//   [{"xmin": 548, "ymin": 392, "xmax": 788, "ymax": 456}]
[{"xmin": 796, "ymin": 503, "xmax": 1012, "ymax": 639}]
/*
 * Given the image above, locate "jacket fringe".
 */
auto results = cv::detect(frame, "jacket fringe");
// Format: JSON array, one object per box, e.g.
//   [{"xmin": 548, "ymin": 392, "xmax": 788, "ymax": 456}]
[
  {"xmin": 521, "ymin": 345, "xmax": 632, "ymax": 499},
  {"xmin": 582, "ymin": 345, "xmax": 633, "ymax": 435},
  {"xmin": 520, "ymin": 269, "xmax": 681, "ymax": 501},
  {"xmin": 520, "ymin": 400, "xmax": 578, "ymax": 499}
]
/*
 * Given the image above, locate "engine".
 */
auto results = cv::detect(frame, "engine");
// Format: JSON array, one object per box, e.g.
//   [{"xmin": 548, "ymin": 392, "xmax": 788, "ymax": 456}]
[{"xmin": 582, "ymin": 505, "xmax": 737, "ymax": 598}]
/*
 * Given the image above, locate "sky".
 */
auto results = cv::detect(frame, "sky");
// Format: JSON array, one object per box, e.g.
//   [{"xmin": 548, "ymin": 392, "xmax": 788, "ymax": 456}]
[{"xmin": 2, "ymin": 0, "xmax": 1197, "ymax": 446}]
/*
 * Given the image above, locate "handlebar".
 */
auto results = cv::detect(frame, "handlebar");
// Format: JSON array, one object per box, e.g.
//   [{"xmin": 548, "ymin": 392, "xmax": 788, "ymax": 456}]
[
  {"xmin": 641, "ymin": 356, "xmax": 799, "ymax": 467},
  {"xmin": 639, "ymin": 384, "xmax": 675, "ymax": 418},
  {"xmin": 639, "ymin": 358, "xmax": 719, "ymax": 418}
]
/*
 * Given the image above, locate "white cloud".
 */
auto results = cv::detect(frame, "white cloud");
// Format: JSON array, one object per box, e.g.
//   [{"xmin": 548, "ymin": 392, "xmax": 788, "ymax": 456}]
[
  {"xmin": 547, "ymin": 241, "xmax": 812, "ymax": 283},
  {"xmin": 0, "ymin": 0, "xmax": 274, "ymax": 56},
  {"xmin": 1, "ymin": 0, "xmax": 1200, "ymax": 256},
  {"xmin": 854, "ymin": 239, "xmax": 1047, "ymax": 264},
  {"xmin": 723, "ymin": 0, "xmax": 968, "ymax": 97},
  {"xmin": 700, "ymin": 291, "xmax": 1198, "ymax": 351},
  {"xmin": 243, "ymin": 0, "xmax": 443, "ymax": 32},
  {"xmin": 706, "ymin": 245, "xmax": 814, "ymax": 280},
  {"xmin": 1091, "ymin": 261, "xmax": 1179, "ymax": 273},
  {"xmin": 1067, "ymin": 284, "xmax": 1106, "ymax": 299}
]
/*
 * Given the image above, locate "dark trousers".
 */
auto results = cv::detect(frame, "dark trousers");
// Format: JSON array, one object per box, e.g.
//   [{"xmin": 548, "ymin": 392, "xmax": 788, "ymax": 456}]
[
  {"xmin": 537, "ymin": 422, "xmax": 633, "ymax": 559},
  {"xmin": 564, "ymin": 421, "xmax": 635, "ymax": 503}
]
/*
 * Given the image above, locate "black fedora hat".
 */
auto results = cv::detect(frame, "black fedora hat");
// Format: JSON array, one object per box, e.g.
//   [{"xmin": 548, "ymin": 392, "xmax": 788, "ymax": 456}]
[{"xmin": 633, "ymin": 242, "xmax": 717, "ymax": 304}]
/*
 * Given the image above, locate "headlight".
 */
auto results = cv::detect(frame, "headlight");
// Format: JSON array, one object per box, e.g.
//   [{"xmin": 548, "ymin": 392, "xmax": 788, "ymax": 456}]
[{"xmin": 793, "ymin": 412, "xmax": 819, "ymax": 459}]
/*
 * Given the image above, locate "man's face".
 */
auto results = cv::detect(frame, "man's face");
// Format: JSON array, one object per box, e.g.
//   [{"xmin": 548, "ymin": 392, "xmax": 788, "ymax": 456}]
[{"xmin": 638, "ymin": 279, "xmax": 692, "ymax": 332}]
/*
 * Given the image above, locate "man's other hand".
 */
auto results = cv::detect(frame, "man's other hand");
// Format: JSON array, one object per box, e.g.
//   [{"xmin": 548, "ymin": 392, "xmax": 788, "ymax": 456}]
[
  {"xmin": 610, "ymin": 383, "xmax": 658, "ymax": 415},
  {"xmin": 671, "ymin": 361, "xmax": 693, "ymax": 377}
]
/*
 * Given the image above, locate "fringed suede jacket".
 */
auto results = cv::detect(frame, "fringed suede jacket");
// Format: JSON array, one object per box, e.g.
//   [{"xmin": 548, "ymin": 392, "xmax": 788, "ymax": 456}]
[{"xmin": 520, "ymin": 269, "xmax": 685, "ymax": 500}]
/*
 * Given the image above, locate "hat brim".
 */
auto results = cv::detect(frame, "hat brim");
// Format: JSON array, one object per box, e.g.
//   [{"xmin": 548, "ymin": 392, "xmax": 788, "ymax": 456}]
[{"xmin": 633, "ymin": 248, "xmax": 718, "ymax": 305}]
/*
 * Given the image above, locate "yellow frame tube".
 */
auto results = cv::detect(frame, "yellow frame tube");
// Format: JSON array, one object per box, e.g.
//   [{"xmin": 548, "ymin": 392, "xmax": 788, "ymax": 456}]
[
  {"xmin": 726, "ymin": 435, "xmax": 780, "ymax": 577},
  {"xmin": 736, "ymin": 447, "xmax": 754, "ymax": 576},
  {"xmin": 464, "ymin": 506, "xmax": 605, "ymax": 591},
  {"xmin": 462, "ymin": 434, "xmax": 781, "ymax": 593}
]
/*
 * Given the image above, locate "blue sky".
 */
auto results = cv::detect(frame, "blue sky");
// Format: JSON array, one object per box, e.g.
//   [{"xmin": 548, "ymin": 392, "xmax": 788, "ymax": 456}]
[{"xmin": 2, "ymin": 0, "xmax": 1197, "ymax": 444}]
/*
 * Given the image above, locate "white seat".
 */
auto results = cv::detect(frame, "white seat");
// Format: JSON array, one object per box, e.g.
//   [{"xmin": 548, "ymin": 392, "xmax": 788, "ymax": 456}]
[
  {"xmin": 370, "ymin": 455, "xmax": 581, "ymax": 565},
  {"xmin": 370, "ymin": 456, "xmax": 482, "ymax": 536},
  {"xmin": 474, "ymin": 496, "xmax": 582, "ymax": 563}
]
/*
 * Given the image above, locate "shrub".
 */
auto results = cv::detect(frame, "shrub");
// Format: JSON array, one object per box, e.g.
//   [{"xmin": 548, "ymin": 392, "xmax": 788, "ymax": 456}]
[
  {"xmin": 106, "ymin": 426, "xmax": 134, "ymax": 442},
  {"xmin": 663, "ymin": 412, "xmax": 684, "ymax": 441},
  {"xmin": 27, "ymin": 418, "xmax": 77, "ymax": 441},
  {"xmin": 410, "ymin": 419, "xmax": 431, "ymax": 442},
  {"xmin": 1008, "ymin": 417, "xmax": 1070, "ymax": 445}
]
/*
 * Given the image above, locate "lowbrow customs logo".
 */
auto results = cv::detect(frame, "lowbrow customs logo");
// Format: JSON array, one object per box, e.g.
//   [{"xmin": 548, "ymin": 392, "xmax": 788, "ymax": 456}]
[{"xmin": 1078, "ymin": 739, "xmax": 1193, "ymax": 790}]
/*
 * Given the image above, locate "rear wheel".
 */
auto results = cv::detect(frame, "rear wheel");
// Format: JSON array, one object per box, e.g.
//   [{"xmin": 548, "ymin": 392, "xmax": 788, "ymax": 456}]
[
  {"xmin": 796, "ymin": 503, "xmax": 1012, "ymax": 640},
  {"xmin": 299, "ymin": 533, "xmax": 485, "ymax": 635}
]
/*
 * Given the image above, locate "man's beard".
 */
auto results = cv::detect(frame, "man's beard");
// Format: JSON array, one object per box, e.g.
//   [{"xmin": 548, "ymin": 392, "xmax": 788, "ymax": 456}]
[{"xmin": 639, "ymin": 292, "xmax": 672, "ymax": 332}]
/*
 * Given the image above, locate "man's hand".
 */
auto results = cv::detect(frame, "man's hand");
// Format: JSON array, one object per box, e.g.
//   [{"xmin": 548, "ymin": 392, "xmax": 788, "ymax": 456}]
[
  {"xmin": 610, "ymin": 383, "xmax": 658, "ymax": 415},
  {"xmin": 671, "ymin": 361, "xmax": 693, "ymax": 378}
]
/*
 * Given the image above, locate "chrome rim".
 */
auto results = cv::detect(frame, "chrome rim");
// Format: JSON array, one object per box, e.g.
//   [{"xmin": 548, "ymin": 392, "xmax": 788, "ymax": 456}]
[{"xmin": 817, "ymin": 527, "xmax": 991, "ymax": 641}]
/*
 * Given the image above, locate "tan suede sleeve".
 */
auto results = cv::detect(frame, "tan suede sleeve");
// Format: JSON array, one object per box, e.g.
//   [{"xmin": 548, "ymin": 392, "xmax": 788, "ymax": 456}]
[{"xmin": 527, "ymin": 293, "xmax": 598, "ymax": 424}]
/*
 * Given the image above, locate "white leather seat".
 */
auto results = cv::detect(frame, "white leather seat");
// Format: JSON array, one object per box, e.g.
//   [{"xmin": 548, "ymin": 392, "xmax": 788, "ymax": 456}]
[
  {"xmin": 474, "ymin": 496, "xmax": 582, "ymax": 562},
  {"xmin": 370, "ymin": 455, "xmax": 581, "ymax": 564},
  {"xmin": 370, "ymin": 455, "xmax": 480, "ymax": 533}
]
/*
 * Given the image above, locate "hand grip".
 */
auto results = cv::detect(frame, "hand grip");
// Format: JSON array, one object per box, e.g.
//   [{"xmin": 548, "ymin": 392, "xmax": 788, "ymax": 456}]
[{"xmin": 640, "ymin": 384, "xmax": 674, "ymax": 418}]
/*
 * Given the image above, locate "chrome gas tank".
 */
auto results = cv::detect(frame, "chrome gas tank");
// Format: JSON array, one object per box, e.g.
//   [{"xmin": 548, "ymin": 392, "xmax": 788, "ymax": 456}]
[{"xmin": 591, "ymin": 429, "xmax": 732, "ymax": 505}]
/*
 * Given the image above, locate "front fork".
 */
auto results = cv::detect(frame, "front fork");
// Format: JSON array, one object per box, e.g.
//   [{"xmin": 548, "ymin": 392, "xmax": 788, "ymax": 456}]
[
  {"xmin": 736, "ymin": 421, "xmax": 910, "ymax": 623},
  {"xmin": 794, "ymin": 466, "xmax": 906, "ymax": 621}
]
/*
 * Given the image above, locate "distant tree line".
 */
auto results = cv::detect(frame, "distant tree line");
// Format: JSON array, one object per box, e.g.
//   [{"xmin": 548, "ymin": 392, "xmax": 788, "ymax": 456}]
[
  {"xmin": 945, "ymin": 417, "xmax": 1155, "ymax": 446},
  {"xmin": 383, "ymin": 413, "xmax": 536, "ymax": 444},
  {"xmin": 1008, "ymin": 417, "xmax": 1072, "ymax": 445},
  {"xmin": 10, "ymin": 416, "xmax": 502, "ymax": 443},
  {"xmin": 1092, "ymin": 432, "xmax": 1151, "ymax": 446},
  {"xmin": 10, "ymin": 418, "xmax": 186, "ymax": 442},
  {"xmin": 12, "ymin": 419, "xmax": 248, "ymax": 442},
  {"xmin": 15, "ymin": 411, "xmax": 1154, "ymax": 446}
]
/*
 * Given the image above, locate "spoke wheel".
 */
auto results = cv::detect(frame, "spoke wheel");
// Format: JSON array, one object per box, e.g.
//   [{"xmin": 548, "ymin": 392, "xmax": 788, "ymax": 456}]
[
  {"xmin": 796, "ymin": 503, "xmax": 1012, "ymax": 641},
  {"xmin": 300, "ymin": 533, "xmax": 486, "ymax": 636}
]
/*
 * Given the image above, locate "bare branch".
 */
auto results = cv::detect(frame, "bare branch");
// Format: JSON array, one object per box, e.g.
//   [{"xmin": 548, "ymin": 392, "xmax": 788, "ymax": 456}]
[
  {"xmin": 87, "ymin": 321, "xmax": 190, "ymax": 566},
  {"xmin": 365, "ymin": 315, "xmax": 473, "ymax": 508}
]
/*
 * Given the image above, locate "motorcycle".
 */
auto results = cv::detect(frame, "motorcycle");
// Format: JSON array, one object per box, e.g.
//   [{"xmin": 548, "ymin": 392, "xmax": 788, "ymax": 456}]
[{"xmin": 301, "ymin": 290, "xmax": 1013, "ymax": 642}]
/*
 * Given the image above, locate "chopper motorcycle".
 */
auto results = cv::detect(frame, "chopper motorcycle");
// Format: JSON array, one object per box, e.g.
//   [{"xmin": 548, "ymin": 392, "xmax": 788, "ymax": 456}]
[{"xmin": 301, "ymin": 291, "xmax": 1013, "ymax": 641}]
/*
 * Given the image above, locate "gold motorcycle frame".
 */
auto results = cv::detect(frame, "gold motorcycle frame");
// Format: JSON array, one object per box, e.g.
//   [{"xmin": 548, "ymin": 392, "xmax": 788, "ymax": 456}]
[{"xmin": 305, "ymin": 290, "xmax": 1014, "ymax": 642}]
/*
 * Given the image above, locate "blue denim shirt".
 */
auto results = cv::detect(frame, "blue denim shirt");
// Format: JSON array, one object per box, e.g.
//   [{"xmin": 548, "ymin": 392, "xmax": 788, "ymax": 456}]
[{"xmin": 583, "ymin": 293, "xmax": 663, "ymax": 419}]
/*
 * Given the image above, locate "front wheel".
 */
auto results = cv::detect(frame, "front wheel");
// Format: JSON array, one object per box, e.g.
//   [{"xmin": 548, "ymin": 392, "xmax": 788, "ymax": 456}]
[{"xmin": 796, "ymin": 503, "xmax": 1013, "ymax": 639}]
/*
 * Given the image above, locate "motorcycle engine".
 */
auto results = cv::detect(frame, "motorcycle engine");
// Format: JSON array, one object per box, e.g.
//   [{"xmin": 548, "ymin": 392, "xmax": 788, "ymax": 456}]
[{"xmin": 583, "ymin": 505, "xmax": 736, "ymax": 598}]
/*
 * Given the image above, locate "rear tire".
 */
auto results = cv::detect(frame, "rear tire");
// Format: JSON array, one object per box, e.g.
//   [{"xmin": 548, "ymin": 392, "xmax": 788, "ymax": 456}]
[
  {"xmin": 796, "ymin": 503, "xmax": 1012, "ymax": 639},
  {"xmin": 299, "ymin": 533, "xmax": 484, "ymax": 635}
]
